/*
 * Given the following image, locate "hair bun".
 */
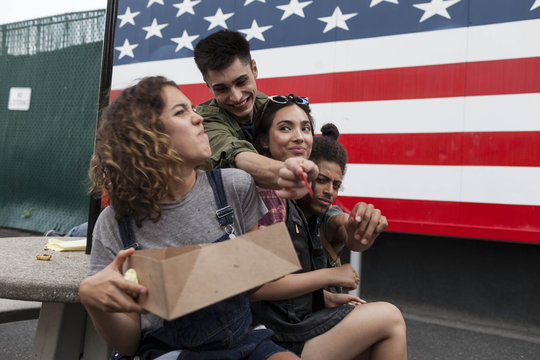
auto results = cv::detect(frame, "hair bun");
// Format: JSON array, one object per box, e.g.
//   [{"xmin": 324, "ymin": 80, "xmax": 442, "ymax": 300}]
[{"xmin": 320, "ymin": 123, "xmax": 339, "ymax": 141}]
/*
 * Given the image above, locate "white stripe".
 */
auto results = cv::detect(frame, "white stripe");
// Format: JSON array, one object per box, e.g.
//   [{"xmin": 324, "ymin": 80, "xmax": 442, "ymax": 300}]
[
  {"xmin": 341, "ymin": 164, "xmax": 540, "ymax": 206},
  {"xmin": 261, "ymin": 18, "xmax": 540, "ymax": 78},
  {"xmin": 311, "ymin": 93, "xmax": 540, "ymax": 134},
  {"xmin": 463, "ymin": 93, "xmax": 540, "ymax": 132},
  {"xmin": 257, "ymin": 27, "xmax": 468, "ymax": 78},
  {"xmin": 111, "ymin": 57, "xmax": 202, "ymax": 91},
  {"xmin": 311, "ymin": 98, "xmax": 465, "ymax": 134},
  {"xmin": 111, "ymin": 18, "xmax": 540, "ymax": 90},
  {"xmin": 466, "ymin": 18, "xmax": 540, "ymax": 62}
]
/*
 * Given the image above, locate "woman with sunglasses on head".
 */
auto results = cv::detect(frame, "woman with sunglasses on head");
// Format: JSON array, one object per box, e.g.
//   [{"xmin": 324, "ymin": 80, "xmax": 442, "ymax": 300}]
[
  {"xmin": 249, "ymin": 95, "xmax": 407, "ymax": 360},
  {"xmin": 78, "ymin": 77, "xmax": 301, "ymax": 360}
]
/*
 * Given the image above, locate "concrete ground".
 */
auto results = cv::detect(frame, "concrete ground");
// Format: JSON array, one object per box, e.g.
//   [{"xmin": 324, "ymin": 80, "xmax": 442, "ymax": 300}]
[
  {"xmin": 2, "ymin": 227, "xmax": 539, "ymax": 359},
  {"xmin": 404, "ymin": 310, "xmax": 540, "ymax": 360},
  {"xmin": 361, "ymin": 231, "xmax": 540, "ymax": 360},
  {"xmin": 2, "ymin": 312, "xmax": 540, "ymax": 360},
  {"xmin": 0, "ymin": 319, "xmax": 38, "ymax": 359},
  {"xmin": 0, "ymin": 228, "xmax": 41, "ymax": 359}
]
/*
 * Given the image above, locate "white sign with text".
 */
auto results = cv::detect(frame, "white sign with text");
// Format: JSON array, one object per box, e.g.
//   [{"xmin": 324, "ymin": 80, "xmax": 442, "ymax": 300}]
[{"xmin": 8, "ymin": 87, "xmax": 32, "ymax": 111}]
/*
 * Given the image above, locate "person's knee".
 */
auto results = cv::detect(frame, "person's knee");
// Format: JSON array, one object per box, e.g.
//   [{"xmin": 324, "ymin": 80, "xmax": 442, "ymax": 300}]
[
  {"xmin": 377, "ymin": 302, "xmax": 406, "ymax": 336},
  {"xmin": 67, "ymin": 222, "xmax": 88, "ymax": 237},
  {"xmin": 351, "ymin": 301, "xmax": 406, "ymax": 338},
  {"xmin": 267, "ymin": 351, "xmax": 299, "ymax": 359}
]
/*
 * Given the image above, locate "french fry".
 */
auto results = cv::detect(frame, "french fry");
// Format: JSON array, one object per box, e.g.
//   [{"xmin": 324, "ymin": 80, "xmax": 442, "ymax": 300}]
[{"xmin": 123, "ymin": 268, "xmax": 139, "ymax": 298}]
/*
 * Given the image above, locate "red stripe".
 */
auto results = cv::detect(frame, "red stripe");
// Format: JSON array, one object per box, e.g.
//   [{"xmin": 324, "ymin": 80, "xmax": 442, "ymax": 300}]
[
  {"xmin": 466, "ymin": 57, "xmax": 540, "ymax": 96},
  {"xmin": 335, "ymin": 196, "xmax": 540, "ymax": 244},
  {"xmin": 259, "ymin": 57, "xmax": 540, "ymax": 103},
  {"xmin": 111, "ymin": 56, "xmax": 540, "ymax": 105},
  {"xmin": 339, "ymin": 132, "xmax": 540, "ymax": 166}
]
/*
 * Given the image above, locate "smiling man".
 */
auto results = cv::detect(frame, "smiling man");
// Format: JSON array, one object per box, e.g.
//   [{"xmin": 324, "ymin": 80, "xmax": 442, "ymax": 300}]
[{"xmin": 194, "ymin": 30, "xmax": 309, "ymax": 190}]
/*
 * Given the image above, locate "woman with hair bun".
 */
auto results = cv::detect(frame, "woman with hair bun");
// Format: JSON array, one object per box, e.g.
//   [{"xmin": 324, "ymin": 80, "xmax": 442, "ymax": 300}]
[{"xmin": 298, "ymin": 123, "xmax": 388, "ymax": 273}]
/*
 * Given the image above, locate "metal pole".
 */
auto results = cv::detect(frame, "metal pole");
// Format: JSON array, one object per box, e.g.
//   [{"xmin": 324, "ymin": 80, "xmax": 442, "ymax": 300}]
[
  {"xmin": 349, "ymin": 250, "xmax": 362, "ymax": 297},
  {"xmin": 86, "ymin": 0, "xmax": 118, "ymax": 254}
]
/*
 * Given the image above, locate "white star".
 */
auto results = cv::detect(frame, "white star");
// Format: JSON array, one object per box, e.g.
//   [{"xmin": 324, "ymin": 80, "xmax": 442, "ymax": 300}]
[
  {"xmin": 370, "ymin": 0, "xmax": 399, "ymax": 7},
  {"xmin": 142, "ymin": 18, "xmax": 168, "ymax": 39},
  {"xmin": 238, "ymin": 20, "xmax": 272, "ymax": 41},
  {"xmin": 117, "ymin": 7, "xmax": 140, "ymax": 28},
  {"xmin": 171, "ymin": 30, "xmax": 199, "ymax": 52},
  {"xmin": 318, "ymin": 6, "xmax": 358, "ymax": 34},
  {"xmin": 276, "ymin": 0, "xmax": 312, "ymax": 21},
  {"xmin": 244, "ymin": 0, "xmax": 265, "ymax": 5},
  {"xmin": 531, "ymin": 0, "xmax": 540, "ymax": 11},
  {"xmin": 115, "ymin": 38, "xmax": 138, "ymax": 59},
  {"xmin": 413, "ymin": 0, "xmax": 461, "ymax": 23},
  {"xmin": 147, "ymin": 0, "xmax": 164, "ymax": 8},
  {"xmin": 173, "ymin": 0, "xmax": 201, "ymax": 17},
  {"xmin": 204, "ymin": 8, "xmax": 234, "ymax": 30}
]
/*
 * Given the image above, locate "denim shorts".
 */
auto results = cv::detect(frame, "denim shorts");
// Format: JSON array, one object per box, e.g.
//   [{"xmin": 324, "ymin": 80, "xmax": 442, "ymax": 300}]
[
  {"xmin": 247, "ymin": 334, "xmax": 290, "ymax": 360},
  {"xmin": 138, "ymin": 294, "xmax": 290, "ymax": 360},
  {"xmin": 151, "ymin": 328, "xmax": 288, "ymax": 360},
  {"xmin": 175, "ymin": 328, "xmax": 288, "ymax": 360}
]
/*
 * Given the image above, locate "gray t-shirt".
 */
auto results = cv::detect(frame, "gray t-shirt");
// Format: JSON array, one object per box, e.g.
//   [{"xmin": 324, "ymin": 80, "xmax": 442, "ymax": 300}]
[{"xmin": 89, "ymin": 168, "xmax": 267, "ymax": 330}]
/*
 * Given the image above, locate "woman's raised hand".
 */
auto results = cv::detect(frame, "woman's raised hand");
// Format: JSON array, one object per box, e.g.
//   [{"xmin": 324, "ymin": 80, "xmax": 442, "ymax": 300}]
[
  {"xmin": 276, "ymin": 157, "xmax": 318, "ymax": 199},
  {"xmin": 346, "ymin": 202, "xmax": 388, "ymax": 251}
]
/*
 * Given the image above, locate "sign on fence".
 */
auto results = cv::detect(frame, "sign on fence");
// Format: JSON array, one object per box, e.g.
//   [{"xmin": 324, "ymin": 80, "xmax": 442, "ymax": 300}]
[{"xmin": 8, "ymin": 87, "xmax": 32, "ymax": 111}]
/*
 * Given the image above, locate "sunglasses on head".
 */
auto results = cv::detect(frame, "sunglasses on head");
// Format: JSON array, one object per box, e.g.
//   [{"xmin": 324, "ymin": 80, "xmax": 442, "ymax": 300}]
[
  {"xmin": 268, "ymin": 94, "xmax": 309, "ymax": 105},
  {"xmin": 258, "ymin": 94, "xmax": 309, "ymax": 122}
]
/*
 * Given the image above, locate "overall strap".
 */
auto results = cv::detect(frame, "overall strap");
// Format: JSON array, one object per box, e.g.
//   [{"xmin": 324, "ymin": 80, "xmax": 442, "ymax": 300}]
[
  {"xmin": 320, "ymin": 226, "xmax": 341, "ymax": 266},
  {"xmin": 117, "ymin": 216, "xmax": 141, "ymax": 250},
  {"xmin": 206, "ymin": 169, "xmax": 236, "ymax": 238},
  {"xmin": 109, "ymin": 216, "xmax": 140, "ymax": 360}
]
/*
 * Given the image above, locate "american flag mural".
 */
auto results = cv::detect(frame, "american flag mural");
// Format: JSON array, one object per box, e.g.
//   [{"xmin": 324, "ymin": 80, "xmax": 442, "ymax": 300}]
[{"xmin": 109, "ymin": 0, "xmax": 540, "ymax": 243}]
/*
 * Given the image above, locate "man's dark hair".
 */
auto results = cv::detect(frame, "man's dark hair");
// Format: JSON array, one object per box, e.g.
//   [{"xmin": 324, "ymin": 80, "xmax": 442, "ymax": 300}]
[
  {"xmin": 194, "ymin": 30, "xmax": 252, "ymax": 79},
  {"xmin": 310, "ymin": 123, "xmax": 348, "ymax": 176}
]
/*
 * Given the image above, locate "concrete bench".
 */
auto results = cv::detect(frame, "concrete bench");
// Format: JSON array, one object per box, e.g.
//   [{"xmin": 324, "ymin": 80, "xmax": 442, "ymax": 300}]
[
  {"xmin": 0, "ymin": 236, "xmax": 110, "ymax": 360},
  {"xmin": 0, "ymin": 298, "xmax": 41, "ymax": 324}
]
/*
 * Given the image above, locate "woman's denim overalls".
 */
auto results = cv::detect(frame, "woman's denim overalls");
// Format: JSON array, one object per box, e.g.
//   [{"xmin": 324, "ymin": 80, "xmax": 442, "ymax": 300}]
[{"xmin": 111, "ymin": 170, "xmax": 275, "ymax": 360}]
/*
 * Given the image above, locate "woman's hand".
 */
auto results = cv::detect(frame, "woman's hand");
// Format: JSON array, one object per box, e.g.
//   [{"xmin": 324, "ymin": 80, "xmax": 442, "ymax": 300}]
[
  {"xmin": 324, "ymin": 290, "xmax": 366, "ymax": 308},
  {"xmin": 345, "ymin": 202, "xmax": 388, "ymax": 251},
  {"xmin": 329, "ymin": 264, "xmax": 360, "ymax": 291},
  {"xmin": 276, "ymin": 157, "xmax": 318, "ymax": 199},
  {"xmin": 79, "ymin": 248, "xmax": 147, "ymax": 313},
  {"xmin": 79, "ymin": 248, "xmax": 146, "ymax": 355}
]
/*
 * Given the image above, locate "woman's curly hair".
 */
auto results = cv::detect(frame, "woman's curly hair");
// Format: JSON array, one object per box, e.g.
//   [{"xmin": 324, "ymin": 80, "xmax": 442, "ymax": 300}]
[
  {"xmin": 89, "ymin": 76, "xmax": 185, "ymax": 227},
  {"xmin": 310, "ymin": 123, "xmax": 348, "ymax": 176}
]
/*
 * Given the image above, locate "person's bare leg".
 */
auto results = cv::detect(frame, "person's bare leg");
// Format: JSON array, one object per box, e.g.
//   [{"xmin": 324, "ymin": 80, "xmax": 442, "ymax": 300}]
[
  {"xmin": 354, "ymin": 347, "xmax": 372, "ymax": 360},
  {"xmin": 301, "ymin": 302, "xmax": 407, "ymax": 360},
  {"xmin": 269, "ymin": 351, "xmax": 301, "ymax": 359}
]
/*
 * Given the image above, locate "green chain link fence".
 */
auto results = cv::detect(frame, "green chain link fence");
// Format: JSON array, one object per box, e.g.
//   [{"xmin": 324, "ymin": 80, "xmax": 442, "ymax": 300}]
[{"xmin": 0, "ymin": 10, "xmax": 106, "ymax": 234}]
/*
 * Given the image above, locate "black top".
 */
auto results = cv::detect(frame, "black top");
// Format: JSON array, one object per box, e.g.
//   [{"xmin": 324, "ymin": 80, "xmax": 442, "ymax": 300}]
[{"xmin": 250, "ymin": 200, "xmax": 354, "ymax": 355}]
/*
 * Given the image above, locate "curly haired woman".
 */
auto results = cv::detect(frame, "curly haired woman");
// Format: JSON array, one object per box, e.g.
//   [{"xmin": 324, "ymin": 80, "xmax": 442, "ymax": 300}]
[{"xmin": 78, "ymin": 76, "xmax": 301, "ymax": 360}]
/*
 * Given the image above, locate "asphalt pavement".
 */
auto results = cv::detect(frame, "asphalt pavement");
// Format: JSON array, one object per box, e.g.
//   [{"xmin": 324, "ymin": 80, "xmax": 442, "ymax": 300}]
[
  {"xmin": 1, "ymin": 228, "xmax": 539, "ymax": 359},
  {"xmin": 2, "ymin": 312, "xmax": 540, "ymax": 359},
  {"xmin": 404, "ymin": 312, "xmax": 540, "ymax": 360}
]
